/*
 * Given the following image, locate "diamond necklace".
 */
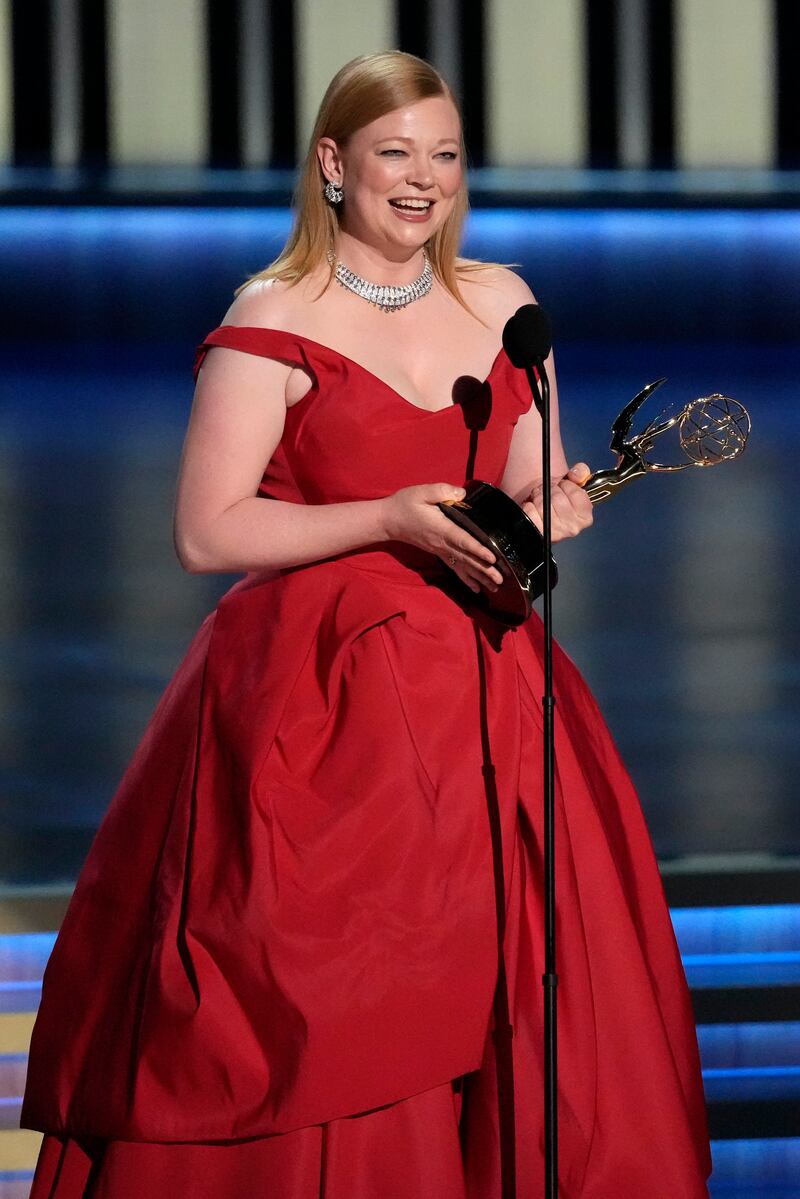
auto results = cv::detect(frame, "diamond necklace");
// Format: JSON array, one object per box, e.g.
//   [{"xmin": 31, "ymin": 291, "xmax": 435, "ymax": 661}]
[{"xmin": 328, "ymin": 249, "xmax": 433, "ymax": 312}]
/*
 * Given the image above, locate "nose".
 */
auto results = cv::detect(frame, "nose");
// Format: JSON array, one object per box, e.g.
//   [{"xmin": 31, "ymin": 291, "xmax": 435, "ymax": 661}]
[{"xmin": 405, "ymin": 156, "xmax": 434, "ymax": 189}]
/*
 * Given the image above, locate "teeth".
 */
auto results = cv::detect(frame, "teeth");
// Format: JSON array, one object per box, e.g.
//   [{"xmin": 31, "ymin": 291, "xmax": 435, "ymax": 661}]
[{"xmin": 391, "ymin": 199, "xmax": 432, "ymax": 209}]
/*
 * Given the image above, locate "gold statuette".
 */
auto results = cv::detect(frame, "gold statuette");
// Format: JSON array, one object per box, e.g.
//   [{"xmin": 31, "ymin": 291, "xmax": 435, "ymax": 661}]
[
  {"xmin": 584, "ymin": 379, "xmax": 751, "ymax": 504},
  {"xmin": 439, "ymin": 379, "xmax": 751, "ymax": 627}
]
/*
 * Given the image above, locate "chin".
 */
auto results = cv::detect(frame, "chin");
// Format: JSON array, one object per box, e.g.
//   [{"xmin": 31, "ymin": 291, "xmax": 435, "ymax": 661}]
[{"xmin": 390, "ymin": 222, "xmax": 443, "ymax": 249}]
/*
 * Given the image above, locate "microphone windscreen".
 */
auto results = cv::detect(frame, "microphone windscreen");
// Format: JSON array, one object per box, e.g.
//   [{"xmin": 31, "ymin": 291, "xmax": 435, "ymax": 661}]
[{"xmin": 502, "ymin": 304, "xmax": 552, "ymax": 367}]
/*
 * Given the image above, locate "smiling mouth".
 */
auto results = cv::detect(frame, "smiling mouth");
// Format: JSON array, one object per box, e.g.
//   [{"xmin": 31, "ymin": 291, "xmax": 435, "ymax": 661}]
[{"xmin": 389, "ymin": 199, "xmax": 434, "ymax": 212}]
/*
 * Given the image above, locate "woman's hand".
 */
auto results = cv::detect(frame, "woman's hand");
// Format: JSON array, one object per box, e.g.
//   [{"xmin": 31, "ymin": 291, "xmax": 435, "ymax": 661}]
[
  {"xmin": 521, "ymin": 463, "xmax": 594, "ymax": 542},
  {"xmin": 381, "ymin": 483, "xmax": 504, "ymax": 594}
]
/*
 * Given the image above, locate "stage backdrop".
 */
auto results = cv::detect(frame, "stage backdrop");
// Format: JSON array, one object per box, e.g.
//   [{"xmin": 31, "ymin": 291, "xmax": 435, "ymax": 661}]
[{"xmin": 0, "ymin": 0, "xmax": 797, "ymax": 172}]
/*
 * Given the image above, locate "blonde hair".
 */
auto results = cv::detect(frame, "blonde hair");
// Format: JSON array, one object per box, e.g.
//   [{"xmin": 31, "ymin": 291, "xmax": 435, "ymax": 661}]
[{"xmin": 235, "ymin": 51, "xmax": 495, "ymax": 304}]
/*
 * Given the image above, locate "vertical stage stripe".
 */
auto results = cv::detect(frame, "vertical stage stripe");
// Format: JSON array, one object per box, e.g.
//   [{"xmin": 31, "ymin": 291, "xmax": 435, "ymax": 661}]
[
  {"xmin": 458, "ymin": 0, "xmax": 485, "ymax": 165},
  {"xmin": 486, "ymin": 0, "xmax": 586, "ymax": 167},
  {"xmin": 240, "ymin": 0, "xmax": 270, "ymax": 167},
  {"xmin": 397, "ymin": 0, "xmax": 430, "ymax": 61},
  {"xmin": 0, "ymin": 0, "xmax": 11, "ymax": 164},
  {"xmin": 108, "ymin": 0, "xmax": 207, "ymax": 165},
  {"xmin": 429, "ymin": 0, "xmax": 460, "ymax": 98},
  {"xmin": 11, "ymin": 0, "xmax": 53, "ymax": 165},
  {"xmin": 776, "ymin": 0, "xmax": 800, "ymax": 168},
  {"xmin": 268, "ymin": 0, "xmax": 297, "ymax": 167},
  {"xmin": 586, "ymin": 0, "xmax": 619, "ymax": 167},
  {"xmin": 617, "ymin": 0, "xmax": 650, "ymax": 168},
  {"xmin": 207, "ymin": 0, "xmax": 242, "ymax": 167},
  {"xmin": 296, "ymin": 0, "xmax": 393, "ymax": 152},
  {"xmin": 648, "ymin": 0, "xmax": 675, "ymax": 167},
  {"xmin": 79, "ymin": 0, "xmax": 109, "ymax": 166},
  {"xmin": 675, "ymin": 0, "xmax": 775, "ymax": 168},
  {"xmin": 52, "ymin": 0, "xmax": 80, "ymax": 167}
]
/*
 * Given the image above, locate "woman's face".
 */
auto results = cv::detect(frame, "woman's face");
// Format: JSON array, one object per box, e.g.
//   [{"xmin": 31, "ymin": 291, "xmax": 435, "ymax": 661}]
[{"xmin": 318, "ymin": 95, "xmax": 463, "ymax": 259}]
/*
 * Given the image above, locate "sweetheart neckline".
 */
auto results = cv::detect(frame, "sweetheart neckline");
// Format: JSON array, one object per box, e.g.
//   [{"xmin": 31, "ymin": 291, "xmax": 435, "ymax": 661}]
[{"xmin": 220, "ymin": 325, "xmax": 510, "ymax": 416}]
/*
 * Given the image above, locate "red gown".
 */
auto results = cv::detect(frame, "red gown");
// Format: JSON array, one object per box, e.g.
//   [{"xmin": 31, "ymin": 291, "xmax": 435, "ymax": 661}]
[{"xmin": 23, "ymin": 327, "xmax": 712, "ymax": 1197}]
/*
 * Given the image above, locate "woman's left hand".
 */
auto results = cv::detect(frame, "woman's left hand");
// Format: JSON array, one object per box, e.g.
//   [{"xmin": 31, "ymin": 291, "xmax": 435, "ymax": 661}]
[{"xmin": 521, "ymin": 462, "xmax": 594, "ymax": 542}]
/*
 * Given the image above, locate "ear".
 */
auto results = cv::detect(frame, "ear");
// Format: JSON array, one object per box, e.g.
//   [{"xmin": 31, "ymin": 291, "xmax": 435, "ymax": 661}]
[{"xmin": 317, "ymin": 137, "xmax": 344, "ymax": 185}]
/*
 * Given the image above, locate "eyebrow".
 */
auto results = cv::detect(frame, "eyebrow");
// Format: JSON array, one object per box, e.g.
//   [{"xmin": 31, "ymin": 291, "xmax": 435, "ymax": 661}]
[{"xmin": 374, "ymin": 136, "xmax": 460, "ymax": 146}]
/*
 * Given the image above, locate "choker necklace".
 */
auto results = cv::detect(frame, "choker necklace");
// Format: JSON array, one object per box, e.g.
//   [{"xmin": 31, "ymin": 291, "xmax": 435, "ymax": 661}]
[{"xmin": 328, "ymin": 249, "xmax": 433, "ymax": 312}]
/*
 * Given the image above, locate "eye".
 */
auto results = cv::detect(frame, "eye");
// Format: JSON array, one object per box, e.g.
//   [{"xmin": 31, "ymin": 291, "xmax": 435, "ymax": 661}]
[
  {"xmin": 437, "ymin": 151, "xmax": 459, "ymax": 161},
  {"xmin": 379, "ymin": 148, "xmax": 407, "ymax": 157}
]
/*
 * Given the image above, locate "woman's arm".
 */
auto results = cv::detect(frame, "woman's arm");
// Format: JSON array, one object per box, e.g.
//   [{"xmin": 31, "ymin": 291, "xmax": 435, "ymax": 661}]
[
  {"xmin": 173, "ymin": 345, "xmax": 394, "ymax": 573},
  {"xmin": 498, "ymin": 352, "xmax": 593, "ymax": 542},
  {"xmin": 486, "ymin": 272, "xmax": 592, "ymax": 542},
  {"xmin": 497, "ymin": 345, "xmax": 569, "ymax": 504}
]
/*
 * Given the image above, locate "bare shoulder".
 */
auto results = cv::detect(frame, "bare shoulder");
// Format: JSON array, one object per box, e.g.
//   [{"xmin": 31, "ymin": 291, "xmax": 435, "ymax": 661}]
[
  {"xmin": 220, "ymin": 274, "xmax": 326, "ymax": 331},
  {"xmin": 456, "ymin": 263, "xmax": 538, "ymax": 331}
]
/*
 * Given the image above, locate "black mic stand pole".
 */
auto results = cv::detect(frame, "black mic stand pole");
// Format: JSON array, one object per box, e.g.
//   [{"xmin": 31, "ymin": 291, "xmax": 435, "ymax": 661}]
[{"xmin": 524, "ymin": 356, "xmax": 558, "ymax": 1198}]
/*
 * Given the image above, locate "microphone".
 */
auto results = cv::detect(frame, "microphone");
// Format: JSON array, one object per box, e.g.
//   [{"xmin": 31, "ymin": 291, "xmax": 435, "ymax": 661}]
[
  {"xmin": 502, "ymin": 304, "xmax": 552, "ymax": 417},
  {"xmin": 502, "ymin": 303, "xmax": 552, "ymax": 368},
  {"xmin": 502, "ymin": 300, "xmax": 559, "ymax": 1194}
]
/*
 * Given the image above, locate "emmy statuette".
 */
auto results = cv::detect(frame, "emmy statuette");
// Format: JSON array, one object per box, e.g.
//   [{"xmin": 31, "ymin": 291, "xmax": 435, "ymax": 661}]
[{"xmin": 439, "ymin": 376, "xmax": 751, "ymax": 626}]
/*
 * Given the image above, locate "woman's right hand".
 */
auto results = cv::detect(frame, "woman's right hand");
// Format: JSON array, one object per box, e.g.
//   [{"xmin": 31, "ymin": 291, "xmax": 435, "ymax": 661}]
[{"xmin": 381, "ymin": 483, "xmax": 504, "ymax": 594}]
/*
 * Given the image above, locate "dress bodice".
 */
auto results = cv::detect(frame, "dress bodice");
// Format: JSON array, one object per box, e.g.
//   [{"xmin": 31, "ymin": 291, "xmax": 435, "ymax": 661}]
[{"xmin": 193, "ymin": 326, "xmax": 534, "ymax": 506}]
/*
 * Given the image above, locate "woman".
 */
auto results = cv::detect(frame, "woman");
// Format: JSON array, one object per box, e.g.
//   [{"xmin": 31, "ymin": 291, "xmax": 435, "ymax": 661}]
[{"xmin": 23, "ymin": 52, "xmax": 711, "ymax": 1198}]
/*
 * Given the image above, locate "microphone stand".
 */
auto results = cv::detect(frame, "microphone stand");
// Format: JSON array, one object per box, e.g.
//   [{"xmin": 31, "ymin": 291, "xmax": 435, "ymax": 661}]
[{"xmin": 524, "ymin": 357, "xmax": 558, "ymax": 1198}]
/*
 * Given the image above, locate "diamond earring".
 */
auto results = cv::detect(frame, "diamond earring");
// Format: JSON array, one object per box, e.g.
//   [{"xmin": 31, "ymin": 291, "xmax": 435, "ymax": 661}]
[{"xmin": 324, "ymin": 179, "xmax": 343, "ymax": 205}]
